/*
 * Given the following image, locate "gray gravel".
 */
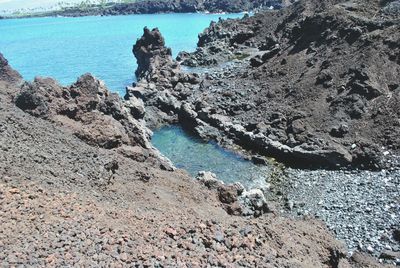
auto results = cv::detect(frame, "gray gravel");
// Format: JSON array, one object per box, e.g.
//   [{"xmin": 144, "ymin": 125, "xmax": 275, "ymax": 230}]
[{"xmin": 270, "ymin": 154, "xmax": 400, "ymax": 265}]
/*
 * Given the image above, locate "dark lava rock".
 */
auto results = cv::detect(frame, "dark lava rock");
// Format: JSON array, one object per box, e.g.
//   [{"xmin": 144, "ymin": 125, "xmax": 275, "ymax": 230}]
[
  {"xmin": 250, "ymin": 55, "xmax": 264, "ymax": 67},
  {"xmin": 133, "ymin": 27, "xmax": 173, "ymax": 80},
  {"xmin": 0, "ymin": 53, "xmax": 22, "ymax": 84},
  {"xmin": 171, "ymin": 0, "xmax": 400, "ymax": 170},
  {"xmin": 394, "ymin": 228, "xmax": 400, "ymax": 242},
  {"xmin": 14, "ymin": 85, "xmax": 49, "ymax": 117},
  {"xmin": 218, "ymin": 185, "xmax": 239, "ymax": 204}
]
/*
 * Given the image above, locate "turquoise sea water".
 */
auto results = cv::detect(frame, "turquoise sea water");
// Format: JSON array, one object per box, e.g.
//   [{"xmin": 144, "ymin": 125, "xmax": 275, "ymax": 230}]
[
  {"xmin": 152, "ymin": 126, "xmax": 270, "ymax": 189},
  {"xmin": 0, "ymin": 13, "xmax": 242, "ymax": 94}
]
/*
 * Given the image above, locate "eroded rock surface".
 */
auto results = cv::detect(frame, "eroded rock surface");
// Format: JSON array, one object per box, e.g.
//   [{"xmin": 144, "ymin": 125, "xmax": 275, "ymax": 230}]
[
  {"xmin": 13, "ymin": 73, "xmax": 173, "ymax": 170},
  {"xmin": 131, "ymin": 0, "xmax": 400, "ymax": 170}
]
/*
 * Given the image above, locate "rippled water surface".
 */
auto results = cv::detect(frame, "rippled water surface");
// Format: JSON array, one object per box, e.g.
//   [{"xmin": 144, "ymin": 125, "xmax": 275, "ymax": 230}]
[
  {"xmin": 152, "ymin": 126, "xmax": 270, "ymax": 189},
  {"xmin": 0, "ymin": 13, "xmax": 242, "ymax": 94}
]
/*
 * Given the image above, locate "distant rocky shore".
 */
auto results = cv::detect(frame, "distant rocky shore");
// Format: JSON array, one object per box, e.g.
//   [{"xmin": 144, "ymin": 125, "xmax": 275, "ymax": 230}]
[{"xmin": 3, "ymin": 0, "xmax": 283, "ymax": 19}]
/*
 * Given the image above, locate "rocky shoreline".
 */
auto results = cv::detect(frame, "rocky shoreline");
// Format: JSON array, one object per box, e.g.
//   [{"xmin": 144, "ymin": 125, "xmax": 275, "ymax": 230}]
[
  {"xmin": 130, "ymin": 0, "xmax": 400, "ymax": 171},
  {"xmin": 2, "ymin": 49, "xmax": 377, "ymax": 267},
  {"xmin": 125, "ymin": 0, "xmax": 400, "ymax": 264},
  {"xmin": 3, "ymin": 0, "xmax": 282, "ymax": 19},
  {"xmin": 0, "ymin": 0, "xmax": 399, "ymax": 266}
]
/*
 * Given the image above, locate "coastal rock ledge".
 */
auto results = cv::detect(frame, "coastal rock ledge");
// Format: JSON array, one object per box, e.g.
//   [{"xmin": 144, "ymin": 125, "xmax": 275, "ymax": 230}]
[
  {"xmin": 129, "ymin": 0, "xmax": 400, "ymax": 170},
  {"xmin": 129, "ymin": 28, "xmax": 350, "ymax": 169}
]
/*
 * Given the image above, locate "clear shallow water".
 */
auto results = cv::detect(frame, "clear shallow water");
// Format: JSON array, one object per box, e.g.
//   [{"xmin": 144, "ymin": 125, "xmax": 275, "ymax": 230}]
[
  {"xmin": 0, "ymin": 13, "xmax": 243, "ymax": 94},
  {"xmin": 152, "ymin": 126, "xmax": 270, "ymax": 189}
]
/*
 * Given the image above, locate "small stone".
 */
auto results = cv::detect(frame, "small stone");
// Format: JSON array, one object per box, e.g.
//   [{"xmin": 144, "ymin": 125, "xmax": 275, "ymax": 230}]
[
  {"xmin": 165, "ymin": 227, "xmax": 177, "ymax": 238},
  {"xmin": 119, "ymin": 252, "xmax": 128, "ymax": 262},
  {"xmin": 286, "ymin": 200, "xmax": 294, "ymax": 210},
  {"xmin": 239, "ymin": 225, "xmax": 252, "ymax": 236},
  {"xmin": 8, "ymin": 188, "xmax": 20, "ymax": 194},
  {"xmin": 7, "ymin": 254, "xmax": 19, "ymax": 263},
  {"xmin": 214, "ymin": 231, "xmax": 224, "ymax": 243},
  {"xmin": 394, "ymin": 229, "xmax": 400, "ymax": 242}
]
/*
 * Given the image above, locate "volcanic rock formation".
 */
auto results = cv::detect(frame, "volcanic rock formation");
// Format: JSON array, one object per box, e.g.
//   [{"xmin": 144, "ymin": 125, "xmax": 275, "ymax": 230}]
[
  {"xmin": 132, "ymin": 0, "xmax": 400, "ymax": 170},
  {"xmin": 1, "ymin": 51, "xmax": 373, "ymax": 267}
]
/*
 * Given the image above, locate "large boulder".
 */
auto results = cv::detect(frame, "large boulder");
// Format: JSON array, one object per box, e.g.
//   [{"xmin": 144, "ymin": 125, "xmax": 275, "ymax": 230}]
[
  {"xmin": 197, "ymin": 171, "xmax": 271, "ymax": 217},
  {"xmin": 196, "ymin": 171, "xmax": 221, "ymax": 189},
  {"xmin": 239, "ymin": 189, "xmax": 270, "ymax": 217}
]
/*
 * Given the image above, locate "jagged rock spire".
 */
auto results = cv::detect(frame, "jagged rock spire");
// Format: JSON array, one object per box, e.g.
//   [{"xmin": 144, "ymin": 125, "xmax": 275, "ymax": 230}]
[{"xmin": 133, "ymin": 27, "xmax": 173, "ymax": 80}]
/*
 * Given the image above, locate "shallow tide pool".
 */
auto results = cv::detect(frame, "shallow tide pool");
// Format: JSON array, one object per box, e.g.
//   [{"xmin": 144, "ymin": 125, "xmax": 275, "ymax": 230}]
[{"xmin": 152, "ymin": 125, "xmax": 270, "ymax": 189}]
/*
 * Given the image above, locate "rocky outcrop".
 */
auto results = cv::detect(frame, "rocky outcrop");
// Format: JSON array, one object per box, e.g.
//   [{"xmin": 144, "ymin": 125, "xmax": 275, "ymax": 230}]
[
  {"xmin": 130, "ymin": 19, "xmax": 392, "ymax": 168},
  {"xmin": 177, "ymin": 18, "xmax": 259, "ymax": 67},
  {"xmin": 128, "ymin": 27, "xmax": 201, "ymax": 129},
  {"xmin": 156, "ymin": 0, "xmax": 400, "ymax": 170},
  {"xmin": 0, "ymin": 53, "xmax": 22, "ymax": 84},
  {"xmin": 196, "ymin": 171, "xmax": 270, "ymax": 217},
  {"xmin": 14, "ymin": 73, "xmax": 173, "ymax": 170},
  {"xmin": 133, "ymin": 27, "xmax": 175, "ymax": 81}
]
